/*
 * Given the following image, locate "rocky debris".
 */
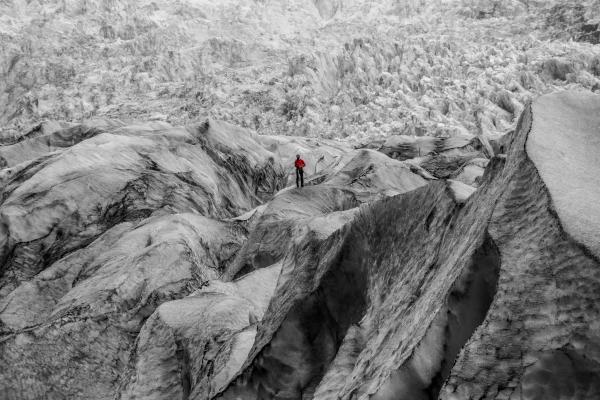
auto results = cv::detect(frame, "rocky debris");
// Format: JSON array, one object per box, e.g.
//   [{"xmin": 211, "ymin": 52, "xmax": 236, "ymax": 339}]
[{"xmin": 2, "ymin": 91, "xmax": 600, "ymax": 399}]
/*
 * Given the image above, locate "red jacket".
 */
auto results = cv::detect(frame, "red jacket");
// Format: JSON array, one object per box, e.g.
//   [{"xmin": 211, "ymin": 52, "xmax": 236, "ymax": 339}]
[{"xmin": 295, "ymin": 159, "xmax": 306, "ymax": 169}]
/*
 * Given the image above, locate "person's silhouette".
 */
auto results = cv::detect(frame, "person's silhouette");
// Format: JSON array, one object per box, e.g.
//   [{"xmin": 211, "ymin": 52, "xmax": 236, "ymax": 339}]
[{"xmin": 294, "ymin": 154, "xmax": 305, "ymax": 188}]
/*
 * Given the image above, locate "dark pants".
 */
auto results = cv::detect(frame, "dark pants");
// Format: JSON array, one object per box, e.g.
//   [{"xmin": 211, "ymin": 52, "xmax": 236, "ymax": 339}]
[{"xmin": 296, "ymin": 168, "xmax": 304, "ymax": 188}]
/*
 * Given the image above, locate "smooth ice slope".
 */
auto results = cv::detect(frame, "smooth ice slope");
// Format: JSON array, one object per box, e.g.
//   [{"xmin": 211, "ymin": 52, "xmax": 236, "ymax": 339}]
[{"xmin": 528, "ymin": 91, "xmax": 600, "ymax": 258}]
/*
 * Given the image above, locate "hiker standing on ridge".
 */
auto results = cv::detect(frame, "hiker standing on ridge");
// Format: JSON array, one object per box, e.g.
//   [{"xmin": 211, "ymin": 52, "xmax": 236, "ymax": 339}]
[{"xmin": 295, "ymin": 154, "xmax": 305, "ymax": 188}]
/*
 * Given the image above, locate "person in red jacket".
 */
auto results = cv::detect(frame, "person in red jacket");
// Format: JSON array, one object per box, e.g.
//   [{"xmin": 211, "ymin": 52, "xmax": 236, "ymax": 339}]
[{"xmin": 295, "ymin": 154, "xmax": 305, "ymax": 188}]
